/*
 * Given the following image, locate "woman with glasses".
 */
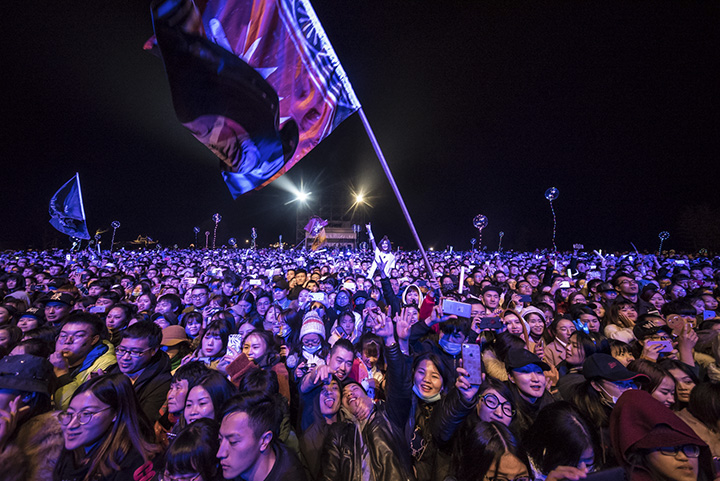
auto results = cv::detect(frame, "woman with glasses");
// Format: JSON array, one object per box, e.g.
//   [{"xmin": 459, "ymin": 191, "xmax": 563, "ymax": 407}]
[
  {"xmin": 611, "ymin": 389, "xmax": 714, "ymax": 481},
  {"xmin": 476, "ymin": 377, "xmax": 515, "ymax": 427},
  {"xmin": 161, "ymin": 418, "xmax": 222, "ymax": 481},
  {"xmin": 55, "ymin": 373, "xmax": 161, "ymax": 481}
]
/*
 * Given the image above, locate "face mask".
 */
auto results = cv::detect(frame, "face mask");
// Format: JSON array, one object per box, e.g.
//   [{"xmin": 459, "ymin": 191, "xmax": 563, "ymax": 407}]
[
  {"xmin": 413, "ymin": 384, "xmax": 442, "ymax": 403},
  {"xmin": 599, "ymin": 386, "xmax": 618, "ymax": 406},
  {"xmin": 439, "ymin": 336, "xmax": 462, "ymax": 356},
  {"xmin": 303, "ymin": 344, "xmax": 321, "ymax": 356}
]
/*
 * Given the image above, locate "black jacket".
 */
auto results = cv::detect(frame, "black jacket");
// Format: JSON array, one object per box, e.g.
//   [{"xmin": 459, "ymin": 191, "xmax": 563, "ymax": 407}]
[
  {"xmin": 408, "ymin": 387, "xmax": 477, "ymax": 481},
  {"xmin": 108, "ymin": 350, "xmax": 172, "ymax": 423},
  {"xmin": 320, "ymin": 343, "xmax": 415, "ymax": 481},
  {"xmin": 263, "ymin": 442, "xmax": 308, "ymax": 481}
]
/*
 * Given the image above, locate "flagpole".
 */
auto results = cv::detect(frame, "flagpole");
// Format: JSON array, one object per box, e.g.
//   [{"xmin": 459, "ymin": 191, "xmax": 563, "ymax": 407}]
[
  {"xmin": 75, "ymin": 172, "xmax": 87, "ymax": 222},
  {"xmin": 357, "ymin": 107, "xmax": 437, "ymax": 284}
]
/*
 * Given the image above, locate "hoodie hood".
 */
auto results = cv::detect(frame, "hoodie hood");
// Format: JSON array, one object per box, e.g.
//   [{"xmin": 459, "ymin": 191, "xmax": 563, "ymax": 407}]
[{"xmin": 610, "ymin": 389, "xmax": 712, "ymax": 477}]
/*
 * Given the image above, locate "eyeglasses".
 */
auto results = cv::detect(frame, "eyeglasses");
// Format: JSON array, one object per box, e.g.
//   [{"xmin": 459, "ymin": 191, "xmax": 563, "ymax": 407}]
[
  {"xmin": 159, "ymin": 473, "xmax": 201, "ymax": 481},
  {"xmin": 656, "ymin": 445, "xmax": 700, "ymax": 458},
  {"xmin": 190, "ymin": 294, "xmax": 208, "ymax": 300},
  {"xmin": 482, "ymin": 393, "xmax": 515, "ymax": 417},
  {"xmin": 116, "ymin": 347, "xmax": 153, "ymax": 359},
  {"xmin": 58, "ymin": 407, "xmax": 111, "ymax": 426}
]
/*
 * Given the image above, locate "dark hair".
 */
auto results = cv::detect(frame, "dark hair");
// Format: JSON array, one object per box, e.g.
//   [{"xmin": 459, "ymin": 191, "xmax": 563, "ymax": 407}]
[
  {"xmin": 62, "ymin": 311, "xmax": 107, "ymax": 339},
  {"xmin": 188, "ymin": 371, "xmax": 237, "ymax": 423},
  {"xmin": 0, "ymin": 325, "xmax": 23, "ymax": 352},
  {"xmin": 158, "ymin": 293, "xmax": 182, "ymax": 314},
  {"xmin": 248, "ymin": 329, "xmax": 280, "ymax": 368},
  {"xmin": 440, "ymin": 316, "xmax": 470, "ymax": 337},
  {"xmin": 492, "ymin": 331, "xmax": 526, "ymax": 365},
  {"xmin": 108, "ymin": 303, "xmax": 135, "ymax": 328},
  {"xmin": 238, "ymin": 368, "xmax": 279, "ymax": 397},
  {"xmin": 164, "ymin": 418, "xmax": 220, "ymax": 480},
  {"xmin": 69, "ymin": 374, "xmax": 158, "ymax": 480},
  {"xmin": 661, "ymin": 300, "xmax": 696, "ymax": 317},
  {"xmin": 137, "ymin": 292, "xmax": 157, "ymax": 310},
  {"xmin": 221, "ymin": 391, "xmax": 283, "ymax": 442},
  {"xmin": 456, "ymin": 421, "xmax": 530, "ymax": 481},
  {"xmin": 330, "ymin": 338, "xmax": 355, "ymax": 358},
  {"xmin": 570, "ymin": 331, "xmax": 608, "ymax": 363},
  {"xmin": 13, "ymin": 338, "xmax": 52, "ymax": 358},
  {"xmin": 688, "ymin": 381, "xmax": 720, "ymax": 429},
  {"xmin": 523, "ymin": 401, "xmax": 594, "ymax": 475},
  {"xmin": 23, "ymin": 325, "xmax": 58, "ymax": 347},
  {"xmin": 628, "ymin": 359, "xmax": 673, "ymax": 395},
  {"xmin": 172, "ymin": 360, "xmax": 211, "ymax": 385},
  {"xmin": 122, "ymin": 321, "xmax": 162, "ymax": 349},
  {"xmin": 412, "ymin": 352, "xmax": 449, "ymax": 393}
]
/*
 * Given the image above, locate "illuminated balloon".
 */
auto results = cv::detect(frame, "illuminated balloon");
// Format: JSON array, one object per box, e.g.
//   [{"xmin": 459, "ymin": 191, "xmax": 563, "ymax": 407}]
[
  {"xmin": 545, "ymin": 187, "xmax": 560, "ymax": 201},
  {"xmin": 228, "ymin": 238, "xmax": 237, "ymax": 247},
  {"xmin": 473, "ymin": 214, "xmax": 488, "ymax": 230},
  {"xmin": 658, "ymin": 231, "xmax": 670, "ymax": 240},
  {"xmin": 212, "ymin": 213, "xmax": 222, "ymax": 223},
  {"xmin": 499, "ymin": 231, "xmax": 504, "ymax": 237},
  {"xmin": 111, "ymin": 221, "xmax": 121, "ymax": 229},
  {"xmin": 470, "ymin": 238, "xmax": 476, "ymax": 246},
  {"xmin": 193, "ymin": 227, "xmax": 200, "ymax": 234}
]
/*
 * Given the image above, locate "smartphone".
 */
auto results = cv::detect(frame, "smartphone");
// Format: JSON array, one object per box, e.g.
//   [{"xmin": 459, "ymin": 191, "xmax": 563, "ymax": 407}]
[
  {"xmin": 442, "ymin": 299, "xmax": 472, "ymax": 318},
  {"xmin": 461, "ymin": 343, "xmax": 483, "ymax": 385},
  {"xmin": 584, "ymin": 467, "xmax": 627, "ymax": 481},
  {"xmin": 572, "ymin": 244, "xmax": 584, "ymax": 250},
  {"xmin": 249, "ymin": 279, "xmax": 262, "ymax": 286},
  {"xmin": 559, "ymin": 281, "xmax": 571, "ymax": 289},
  {"xmin": 309, "ymin": 292, "xmax": 325, "ymax": 302},
  {"xmin": 88, "ymin": 305, "xmax": 107, "ymax": 314},
  {"xmin": 186, "ymin": 277, "xmax": 198, "ymax": 287},
  {"xmin": 519, "ymin": 295, "xmax": 532, "ymax": 303},
  {"xmin": 703, "ymin": 310, "xmax": 717, "ymax": 320},
  {"xmin": 477, "ymin": 316, "xmax": 504, "ymax": 331},
  {"xmin": 228, "ymin": 334, "xmax": 245, "ymax": 354},
  {"xmin": 646, "ymin": 340, "xmax": 673, "ymax": 353}
]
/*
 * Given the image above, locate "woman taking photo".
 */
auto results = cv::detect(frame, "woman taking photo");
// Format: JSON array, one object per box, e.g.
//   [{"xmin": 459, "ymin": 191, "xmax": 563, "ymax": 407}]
[{"xmin": 55, "ymin": 373, "xmax": 160, "ymax": 481}]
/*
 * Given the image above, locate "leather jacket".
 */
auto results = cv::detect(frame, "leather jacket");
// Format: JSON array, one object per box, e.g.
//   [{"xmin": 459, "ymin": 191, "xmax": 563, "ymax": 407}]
[{"xmin": 320, "ymin": 343, "xmax": 415, "ymax": 481}]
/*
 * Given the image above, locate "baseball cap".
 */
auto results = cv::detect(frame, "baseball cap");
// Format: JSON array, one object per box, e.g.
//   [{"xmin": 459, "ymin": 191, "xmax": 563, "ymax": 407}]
[
  {"xmin": 583, "ymin": 354, "xmax": 649, "ymax": 382},
  {"xmin": 506, "ymin": 349, "xmax": 550, "ymax": 372}
]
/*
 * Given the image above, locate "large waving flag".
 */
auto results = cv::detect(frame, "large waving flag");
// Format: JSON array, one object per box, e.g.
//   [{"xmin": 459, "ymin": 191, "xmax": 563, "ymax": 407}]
[
  {"xmin": 151, "ymin": 0, "xmax": 361, "ymax": 198},
  {"xmin": 49, "ymin": 173, "xmax": 90, "ymax": 240}
]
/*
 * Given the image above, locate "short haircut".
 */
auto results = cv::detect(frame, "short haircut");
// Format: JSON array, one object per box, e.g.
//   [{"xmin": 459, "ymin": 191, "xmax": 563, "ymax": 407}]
[
  {"xmin": 158, "ymin": 293, "xmax": 183, "ymax": 313},
  {"xmin": 63, "ymin": 311, "xmax": 106, "ymax": 339},
  {"xmin": 121, "ymin": 321, "xmax": 162, "ymax": 349},
  {"xmin": 221, "ymin": 391, "xmax": 283, "ymax": 441},
  {"xmin": 191, "ymin": 284, "xmax": 211, "ymax": 294},
  {"xmin": 330, "ymin": 338, "xmax": 355, "ymax": 357},
  {"xmin": 172, "ymin": 361, "xmax": 211, "ymax": 385}
]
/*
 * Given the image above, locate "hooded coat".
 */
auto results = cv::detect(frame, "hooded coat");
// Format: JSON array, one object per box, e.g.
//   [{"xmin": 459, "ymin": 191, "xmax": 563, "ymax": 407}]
[{"xmin": 609, "ymin": 389, "xmax": 714, "ymax": 481}]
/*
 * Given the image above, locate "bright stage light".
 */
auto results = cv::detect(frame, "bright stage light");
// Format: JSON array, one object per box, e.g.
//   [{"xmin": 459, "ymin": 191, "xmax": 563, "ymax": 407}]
[
  {"xmin": 355, "ymin": 193, "xmax": 364, "ymax": 204},
  {"xmin": 296, "ymin": 191, "xmax": 310, "ymax": 202}
]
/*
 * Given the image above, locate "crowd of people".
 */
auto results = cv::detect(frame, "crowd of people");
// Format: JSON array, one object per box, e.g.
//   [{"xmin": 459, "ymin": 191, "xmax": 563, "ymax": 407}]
[{"xmin": 0, "ymin": 232, "xmax": 719, "ymax": 481}]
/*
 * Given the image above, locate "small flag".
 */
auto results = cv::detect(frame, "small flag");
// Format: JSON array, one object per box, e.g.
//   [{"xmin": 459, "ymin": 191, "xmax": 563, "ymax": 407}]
[
  {"xmin": 151, "ymin": 0, "xmax": 361, "ymax": 198},
  {"xmin": 49, "ymin": 173, "xmax": 90, "ymax": 240}
]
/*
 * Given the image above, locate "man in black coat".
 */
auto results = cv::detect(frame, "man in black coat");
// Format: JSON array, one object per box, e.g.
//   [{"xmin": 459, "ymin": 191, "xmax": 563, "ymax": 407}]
[{"xmin": 106, "ymin": 321, "xmax": 172, "ymax": 423}]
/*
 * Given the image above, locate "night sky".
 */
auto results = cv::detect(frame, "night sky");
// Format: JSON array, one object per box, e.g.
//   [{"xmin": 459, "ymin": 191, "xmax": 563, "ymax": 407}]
[{"xmin": 3, "ymin": 2, "xmax": 720, "ymax": 252}]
